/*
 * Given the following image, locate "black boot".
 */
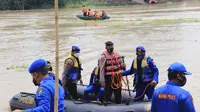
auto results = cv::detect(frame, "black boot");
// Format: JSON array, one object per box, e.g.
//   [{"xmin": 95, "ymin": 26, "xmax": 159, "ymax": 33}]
[
  {"xmin": 97, "ymin": 98, "xmax": 103, "ymax": 105},
  {"xmin": 103, "ymin": 101, "xmax": 108, "ymax": 106}
]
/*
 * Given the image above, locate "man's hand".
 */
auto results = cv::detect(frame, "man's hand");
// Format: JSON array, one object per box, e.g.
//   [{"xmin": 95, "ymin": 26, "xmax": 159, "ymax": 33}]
[
  {"xmin": 151, "ymin": 80, "xmax": 157, "ymax": 86},
  {"xmin": 80, "ymin": 79, "xmax": 83, "ymax": 85},
  {"xmin": 118, "ymin": 70, "xmax": 123, "ymax": 75},
  {"xmin": 122, "ymin": 63, "xmax": 126, "ymax": 69},
  {"xmin": 101, "ymin": 82, "xmax": 105, "ymax": 88},
  {"xmin": 13, "ymin": 109, "xmax": 22, "ymax": 112}
]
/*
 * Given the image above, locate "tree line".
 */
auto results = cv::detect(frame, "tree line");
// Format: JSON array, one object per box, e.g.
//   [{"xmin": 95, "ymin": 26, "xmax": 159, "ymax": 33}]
[
  {"xmin": 0, "ymin": 0, "xmax": 86, "ymax": 10},
  {"xmin": 0, "ymin": 0, "xmax": 186, "ymax": 10}
]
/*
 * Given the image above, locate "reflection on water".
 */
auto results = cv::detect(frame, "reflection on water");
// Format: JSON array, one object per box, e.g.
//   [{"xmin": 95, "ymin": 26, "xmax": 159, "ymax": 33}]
[{"xmin": 1, "ymin": 1, "xmax": 200, "ymax": 111}]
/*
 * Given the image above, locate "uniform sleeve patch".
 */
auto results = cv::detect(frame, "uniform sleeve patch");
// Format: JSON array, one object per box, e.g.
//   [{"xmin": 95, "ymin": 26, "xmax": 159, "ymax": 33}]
[
  {"xmin": 190, "ymin": 96, "xmax": 194, "ymax": 104},
  {"xmin": 100, "ymin": 57, "xmax": 106, "ymax": 65},
  {"xmin": 158, "ymin": 94, "xmax": 176, "ymax": 101},
  {"xmin": 37, "ymin": 87, "xmax": 43, "ymax": 96},
  {"xmin": 152, "ymin": 60, "xmax": 156, "ymax": 65}
]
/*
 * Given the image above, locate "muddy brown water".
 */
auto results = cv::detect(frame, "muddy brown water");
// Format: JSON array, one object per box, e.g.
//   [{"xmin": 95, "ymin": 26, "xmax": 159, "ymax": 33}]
[{"xmin": 0, "ymin": 2, "xmax": 200, "ymax": 111}]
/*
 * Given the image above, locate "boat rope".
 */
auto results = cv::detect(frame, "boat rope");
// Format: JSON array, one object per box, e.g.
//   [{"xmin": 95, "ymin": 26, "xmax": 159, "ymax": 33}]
[
  {"xmin": 110, "ymin": 72, "xmax": 152, "ymax": 100},
  {"xmin": 122, "ymin": 79, "xmax": 152, "ymax": 100},
  {"xmin": 110, "ymin": 54, "xmax": 124, "ymax": 90},
  {"xmin": 111, "ymin": 71, "xmax": 123, "ymax": 89}
]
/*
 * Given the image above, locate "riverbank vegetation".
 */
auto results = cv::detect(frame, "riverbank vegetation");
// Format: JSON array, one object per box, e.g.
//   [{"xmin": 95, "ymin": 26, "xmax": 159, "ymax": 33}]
[
  {"xmin": 0, "ymin": 0, "xmax": 134, "ymax": 10},
  {"xmin": 0, "ymin": 0, "xmax": 190, "ymax": 10},
  {"xmin": 0, "ymin": 0, "xmax": 67, "ymax": 10}
]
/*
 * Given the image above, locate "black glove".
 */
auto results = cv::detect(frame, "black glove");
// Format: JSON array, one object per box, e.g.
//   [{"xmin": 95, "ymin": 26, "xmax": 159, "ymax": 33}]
[
  {"xmin": 94, "ymin": 79, "xmax": 100, "ymax": 84},
  {"xmin": 77, "ymin": 74, "xmax": 82, "ymax": 81},
  {"xmin": 132, "ymin": 85, "xmax": 136, "ymax": 92}
]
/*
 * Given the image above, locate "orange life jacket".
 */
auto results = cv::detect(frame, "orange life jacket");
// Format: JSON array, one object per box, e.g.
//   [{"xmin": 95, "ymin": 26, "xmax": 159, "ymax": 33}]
[
  {"xmin": 102, "ymin": 51, "xmax": 123, "ymax": 76},
  {"xmin": 95, "ymin": 12, "xmax": 100, "ymax": 19},
  {"xmin": 88, "ymin": 11, "xmax": 93, "ymax": 17},
  {"xmin": 82, "ymin": 7, "xmax": 87, "ymax": 13}
]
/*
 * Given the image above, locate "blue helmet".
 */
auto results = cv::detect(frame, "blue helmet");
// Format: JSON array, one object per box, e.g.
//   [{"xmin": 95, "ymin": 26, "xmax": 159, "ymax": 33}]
[
  {"xmin": 136, "ymin": 46, "xmax": 146, "ymax": 52},
  {"xmin": 29, "ymin": 59, "xmax": 47, "ymax": 73},
  {"xmin": 168, "ymin": 62, "xmax": 192, "ymax": 75},
  {"xmin": 72, "ymin": 45, "xmax": 80, "ymax": 51}
]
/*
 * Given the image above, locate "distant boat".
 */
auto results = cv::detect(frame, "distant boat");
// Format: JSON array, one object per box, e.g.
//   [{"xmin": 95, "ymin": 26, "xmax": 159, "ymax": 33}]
[
  {"xmin": 76, "ymin": 15, "xmax": 110, "ymax": 20},
  {"xmin": 144, "ymin": 0, "xmax": 157, "ymax": 4}
]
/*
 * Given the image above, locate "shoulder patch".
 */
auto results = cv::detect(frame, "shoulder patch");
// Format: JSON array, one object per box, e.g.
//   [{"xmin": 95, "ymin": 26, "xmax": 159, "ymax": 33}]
[
  {"xmin": 190, "ymin": 96, "xmax": 194, "ymax": 104},
  {"xmin": 147, "ymin": 57, "xmax": 155, "ymax": 65},
  {"xmin": 152, "ymin": 60, "xmax": 156, "ymax": 65},
  {"xmin": 37, "ymin": 87, "xmax": 43, "ymax": 96},
  {"xmin": 100, "ymin": 57, "xmax": 105, "ymax": 63}
]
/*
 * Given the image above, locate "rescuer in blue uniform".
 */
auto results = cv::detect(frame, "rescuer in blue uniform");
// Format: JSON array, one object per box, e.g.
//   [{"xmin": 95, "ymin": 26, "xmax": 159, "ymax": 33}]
[
  {"xmin": 151, "ymin": 62, "xmax": 196, "ymax": 112},
  {"xmin": 62, "ymin": 45, "xmax": 83, "ymax": 100},
  {"xmin": 46, "ymin": 60, "xmax": 70, "ymax": 97},
  {"xmin": 84, "ymin": 63, "xmax": 104, "ymax": 103},
  {"xmin": 122, "ymin": 46, "xmax": 159, "ymax": 101},
  {"xmin": 46, "ymin": 61, "xmax": 62, "ymax": 86},
  {"xmin": 13, "ymin": 59, "xmax": 65, "ymax": 112}
]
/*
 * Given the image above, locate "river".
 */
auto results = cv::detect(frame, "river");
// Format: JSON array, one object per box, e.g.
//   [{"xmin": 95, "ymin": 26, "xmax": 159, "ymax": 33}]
[{"xmin": 0, "ymin": 1, "xmax": 200, "ymax": 111}]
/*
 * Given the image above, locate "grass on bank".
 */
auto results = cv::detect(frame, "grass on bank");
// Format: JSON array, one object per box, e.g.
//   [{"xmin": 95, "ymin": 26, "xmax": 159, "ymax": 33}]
[
  {"xmin": 149, "ymin": 18, "xmax": 200, "ymax": 25},
  {"xmin": 7, "ymin": 64, "xmax": 29, "ymax": 70}
]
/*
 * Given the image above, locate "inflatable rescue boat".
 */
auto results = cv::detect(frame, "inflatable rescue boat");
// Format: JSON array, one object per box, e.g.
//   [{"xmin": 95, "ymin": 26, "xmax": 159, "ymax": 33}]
[{"xmin": 10, "ymin": 85, "xmax": 151, "ymax": 112}]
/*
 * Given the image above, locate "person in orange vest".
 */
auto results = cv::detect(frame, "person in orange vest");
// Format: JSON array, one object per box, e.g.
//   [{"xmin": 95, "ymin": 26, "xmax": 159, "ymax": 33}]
[
  {"xmin": 82, "ymin": 5, "xmax": 87, "ymax": 16},
  {"xmin": 87, "ymin": 9, "xmax": 93, "ymax": 17},
  {"xmin": 99, "ymin": 41, "xmax": 126, "ymax": 105},
  {"xmin": 94, "ymin": 10, "xmax": 101, "ymax": 19}
]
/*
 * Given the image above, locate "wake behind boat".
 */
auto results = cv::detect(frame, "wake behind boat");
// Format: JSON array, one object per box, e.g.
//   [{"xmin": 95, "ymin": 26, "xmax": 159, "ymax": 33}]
[{"xmin": 10, "ymin": 85, "xmax": 151, "ymax": 112}]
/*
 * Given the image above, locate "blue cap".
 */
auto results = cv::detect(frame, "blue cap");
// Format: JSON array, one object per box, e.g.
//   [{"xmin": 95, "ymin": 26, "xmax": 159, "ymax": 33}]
[
  {"xmin": 136, "ymin": 46, "xmax": 146, "ymax": 52},
  {"xmin": 168, "ymin": 62, "xmax": 192, "ymax": 75},
  {"xmin": 72, "ymin": 45, "xmax": 80, "ymax": 51},
  {"xmin": 29, "ymin": 59, "xmax": 47, "ymax": 73}
]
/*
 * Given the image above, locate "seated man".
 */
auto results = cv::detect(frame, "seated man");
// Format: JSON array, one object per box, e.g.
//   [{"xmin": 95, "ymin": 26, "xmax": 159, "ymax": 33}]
[
  {"xmin": 94, "ymin": 10, "xmax": 101, "ymax": 19},
  {"xmin": 87, "ymin": 9, "xmax": 93, "ymax": 17},
  {"xmin": 84, "ymin": 63, "xmax": 104, "ymax": 103},
  {"xmin": 46, "ymin": 61, "xmax": 69, "ymax": 97},
  {"xmin": 46, "ymin": 61, "xmax": 62, "ymax": 86},
  {"xmin": 101, "ymin": 10, "xmax": 107, "ymax": 17}
]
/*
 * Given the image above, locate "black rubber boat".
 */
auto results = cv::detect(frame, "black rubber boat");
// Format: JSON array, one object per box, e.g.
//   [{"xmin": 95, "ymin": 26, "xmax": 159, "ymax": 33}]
[
  {"xmin": 144, "ymin": 0, "xmax": 157, "ymax": 4},
  {"xmin": 10, "ymin": 85, "xmax": 151, "ymax": 112},
  {"xmin": 76, "ymin": 15, "xmax": 110, "ymax": 20}
]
